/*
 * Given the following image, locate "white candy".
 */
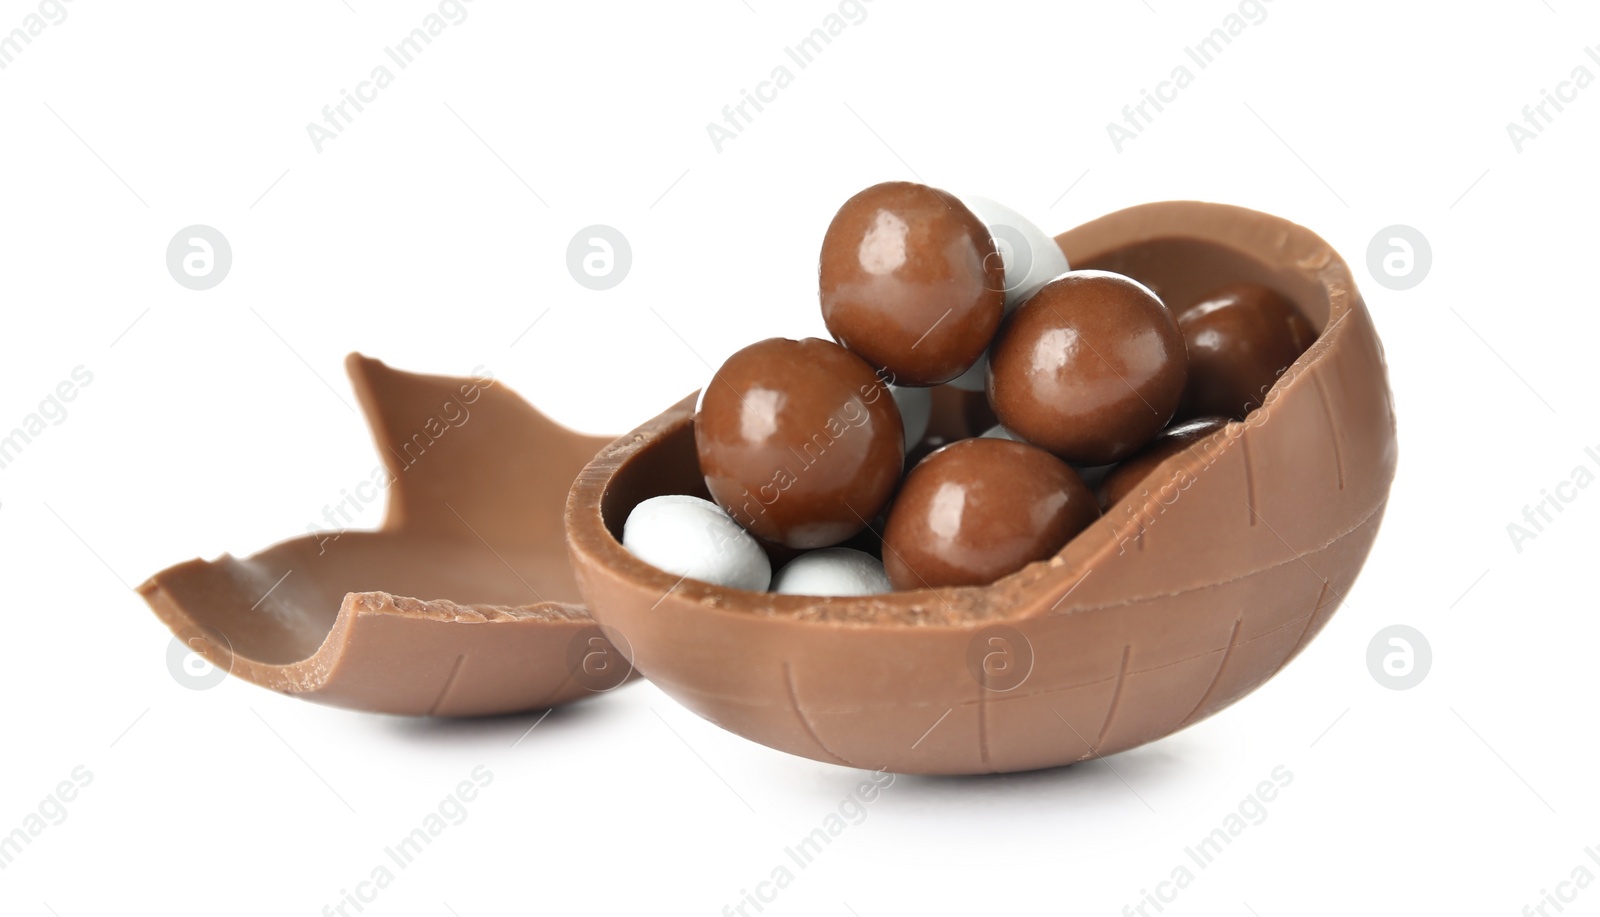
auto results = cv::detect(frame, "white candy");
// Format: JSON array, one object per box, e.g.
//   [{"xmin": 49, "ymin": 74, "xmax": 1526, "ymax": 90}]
[
  {"xmin": 770, "ymin": 547, "xmax": 891, "ymax": 596},
  {"xmin": 980, "ymin": 424, "xmax": 1020, "ymax": 441},
  {"xmin": 948, "ymin": 197, "xmax": 1072, "ymax": 392},
  {"xmin": 962, "ymin": 196, "xmax": 1072, "ymax": 311},
  {"xmin": 622, "ymin": 495, "xmax": 771, "ymax": 591},
  {"xmin": 889, "ymin": 384, "xmax": 931, "ymax": 450}
]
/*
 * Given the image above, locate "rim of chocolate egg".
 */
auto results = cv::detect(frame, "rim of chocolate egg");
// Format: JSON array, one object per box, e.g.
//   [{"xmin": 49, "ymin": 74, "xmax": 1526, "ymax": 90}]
[{"xmin": 567, "ymin": 201, "xmax": 1373, "ymax": 627}]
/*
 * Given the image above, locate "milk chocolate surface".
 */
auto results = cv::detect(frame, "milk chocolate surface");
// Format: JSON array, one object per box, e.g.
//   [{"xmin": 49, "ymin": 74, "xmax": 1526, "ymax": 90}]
[
  {"xmin": 820, "ymin": 182, "xmax": 1005, "ymax": 386},
  {"xmin": 1098, "ymin": 416, "xmax": 1231, "ymax": 509},
  {"xmin": 882, "ymin": 438, "xmax": 1098, "ymax": 590},
  {"xmin": 695, "ymin": 337, "xmax": 904, "ymax": 549},
  {"xmin": 1177, "ymin": 282, "xmax": 1317, "ymax": 420},
  {"xmin": 987, "ymin": 271, "xmax": 1187, "ymax": 465},
  {"xmin": 567, "ymin": 201, "xmax": 1398, "ymax": 775},
  {"xmin": 141, "ymin": 355, "xmax": 634, "ymax": 715}
]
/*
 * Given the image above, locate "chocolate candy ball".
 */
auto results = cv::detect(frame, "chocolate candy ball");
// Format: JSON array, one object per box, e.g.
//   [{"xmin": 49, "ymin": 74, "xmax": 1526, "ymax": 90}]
[
  {"xmin": 696, "ymin": 337, "xmax": 905, "ymax": 550},
  {"xmin": 1176, "ymin": 283, "xmax": 1316, "ymax": 420},
  {"xmin": 819, "ymin": 182, "xmax": 1005, "ymax": 386},
  {"xmin": 1097, "ymin": 415, "xmax": 1230, "ymax": 510},
  {"xmin": 881, "ymin": 438, "xmax": 1099, "ymax": 590},
  {"xmin": 986, "ymin": 270, "xmax": 1187, "ymax": 465}
]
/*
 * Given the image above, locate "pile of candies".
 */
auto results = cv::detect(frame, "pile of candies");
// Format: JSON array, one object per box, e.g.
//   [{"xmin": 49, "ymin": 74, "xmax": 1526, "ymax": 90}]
[{"xmin": 623, "ymin": 182, "xmax": 1315, "ymax": 597}]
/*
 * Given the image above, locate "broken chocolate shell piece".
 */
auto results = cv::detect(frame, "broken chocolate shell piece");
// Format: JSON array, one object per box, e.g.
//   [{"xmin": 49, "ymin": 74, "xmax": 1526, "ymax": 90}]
[{"xmin": 140, "ymin": 354, "xmax": 635, "ymax": 716}]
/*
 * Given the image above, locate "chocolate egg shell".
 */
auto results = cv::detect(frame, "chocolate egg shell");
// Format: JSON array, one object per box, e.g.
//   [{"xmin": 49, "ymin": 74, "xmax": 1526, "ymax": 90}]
[
  {"xmin": 1177, "ymin": 283, "xmax": 1318, "ymax": 419},
  {"xmin": 141, "ymin": 355, "xmax": 635, "ymax": 715},
  {"xmin": 820, "ymin": 182, "xmax": 1005, "ymax": 386},
  {"xmin": 1098, "ymin": 415, "xmax": 1231, "ymax": 510},
  {"xmin": 567, "ymin": 201, "xmax": 1397, "ymax": 775}
]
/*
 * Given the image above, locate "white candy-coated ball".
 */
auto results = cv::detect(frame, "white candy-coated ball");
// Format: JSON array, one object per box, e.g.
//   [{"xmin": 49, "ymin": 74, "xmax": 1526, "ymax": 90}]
[
  {"xmin": 962, "ymin": 195, "xmax": 1072, "ymax": 312},
  {"xmin": 945, "ymin": 197, "xmax": 1070, "ymax": 392},
  {"xmin": 770, "ymin": 547, "xmax": 892, "ymax": 596},
  {"xmin": 889, "ymin": 384, "xmax": 931, "ymax": 450},
  {"xmin": 622, "ymin": 495, "xmax": 771, "ymax": 591},
  {"xmin": 980, "ymin": 424, "xmax": 1020, "ymax": 441}
]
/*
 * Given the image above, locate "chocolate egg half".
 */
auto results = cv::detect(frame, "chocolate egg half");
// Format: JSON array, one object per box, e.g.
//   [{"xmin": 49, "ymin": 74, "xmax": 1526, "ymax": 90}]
[
  {"xmin": 143, "ymin": 355, "xmax": 633, "ymax": 715},
  {"xmin": 568, "ymin": 201, "xmax": 1397, "ymax": 775}
]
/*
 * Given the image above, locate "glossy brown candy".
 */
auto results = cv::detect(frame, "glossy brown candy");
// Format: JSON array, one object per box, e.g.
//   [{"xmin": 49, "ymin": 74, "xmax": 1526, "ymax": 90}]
[
  {"xmin": 1177, "ymin": 283, "xmax": 1316, "ymax": 420},
  {"xmin": 1097, "ymin": 415, "xmax": 1231, "ymax": 509},
  {"xmin": 696, "ymin": 337, "xmax": 904, "ymax": 549},
  {"xmin": 882, "ymin": 438, "xmax": 1099, "ymax": 590},
  {"xmin": 819, "ymin": 181, "xmax": 1005, "ymax": 386},
  {"xmin": 987, "ymin": 270, "xmax": 1187, "ymax": 465}
]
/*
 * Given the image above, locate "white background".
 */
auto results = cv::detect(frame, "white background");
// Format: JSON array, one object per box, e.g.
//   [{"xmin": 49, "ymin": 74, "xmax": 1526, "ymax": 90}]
[{"xmin": 2, "ymin": 0, "xmax": 1597, "ymax": 914}]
